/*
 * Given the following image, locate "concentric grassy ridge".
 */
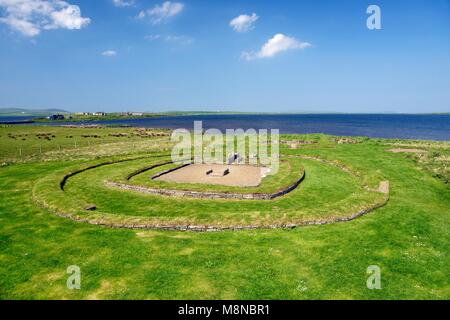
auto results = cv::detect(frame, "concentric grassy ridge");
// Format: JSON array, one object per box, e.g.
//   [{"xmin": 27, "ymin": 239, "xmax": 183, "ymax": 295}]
[
  {"xmin": 124, "ymin": 158, "xmax": 302, "ymax": 195},
  {"xmin": 105, "ymin": 159, "xmax": 306, "ymax": 200},
  {"xmin": 32, "ymin": 153, "xmax": 389, "ymax": 232}
]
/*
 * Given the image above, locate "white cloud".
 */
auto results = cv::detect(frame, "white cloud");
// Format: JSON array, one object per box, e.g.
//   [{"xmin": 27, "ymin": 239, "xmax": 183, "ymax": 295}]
[
  {"xmin": 138, "ymin": 1, "xmax": 184, "ymax": 24},
  {"xmin": 101, "ymin": 50, "xmax": 117, "ymax": 57},
  {"xmin": 112, "ymin": 0, "xmax": 134, "ymax": 7},
  {"xmin": 229, "ymin": 13, "xmax": 258, "ymax": 32},
  {"xmin": 46, "ymin": 5, "xmax": 90, "ymax": 30},
  {"xmin": 136, "ymin": 10, "xmax": 145, "ymax": 19},
  {"xmin": 0, "ymin": 15, "xmax": 39, "ymax": 36},
  {"xmin": 164, "ymin": 35, "xmax": 193, "ymax": 45},
  {"xmin": 144, "ymin": 34, "xmax": 161, "ymax": 41},
  {"xmin": 242, "ymin": 33, "xmax": 311, "ymax": 60},
  {"xmin": 145, "ymin": 34, "xmax": 193, "ymax": 45},
  {"xmin": 0, "ymin": 0, "xmax": 90, "ymax": 37}
]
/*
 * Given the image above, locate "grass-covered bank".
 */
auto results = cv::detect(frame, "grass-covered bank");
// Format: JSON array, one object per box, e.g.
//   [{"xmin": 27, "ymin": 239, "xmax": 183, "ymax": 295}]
[
  {"xmin": 0, "ymin": 126, "xmax": 449, "ymax": 299},
  {"xmin": 33, "ymin": 155, "xmax": 383, "ymax": 228}
]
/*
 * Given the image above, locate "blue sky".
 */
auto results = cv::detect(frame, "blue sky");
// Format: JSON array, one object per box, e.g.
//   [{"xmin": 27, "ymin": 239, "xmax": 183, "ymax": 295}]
[{"xmin": 0, "ymin": 0, "xmax": 449, "ymax": 113}]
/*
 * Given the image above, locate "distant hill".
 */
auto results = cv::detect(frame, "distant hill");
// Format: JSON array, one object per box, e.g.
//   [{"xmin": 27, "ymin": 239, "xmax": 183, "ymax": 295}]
[{"xmin": 0, "ymin": 108, "xmax": 69, "ymax": 116}]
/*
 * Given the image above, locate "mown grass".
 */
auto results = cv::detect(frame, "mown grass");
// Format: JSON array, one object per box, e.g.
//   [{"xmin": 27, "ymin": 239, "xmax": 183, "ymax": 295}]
[
  {"xmin": 32, "ymin": 153, "xmax": 383, "ymax": 227},
  {"xmin": 0, "ymin": 127, "xmax": 449, "ymax": 299}
]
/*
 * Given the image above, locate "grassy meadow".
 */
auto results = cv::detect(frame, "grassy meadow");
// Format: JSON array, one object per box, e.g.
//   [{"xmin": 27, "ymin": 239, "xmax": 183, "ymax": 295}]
[{"xmin": 0, "ymin": 125, "xmax": 449, "ymax": 299}]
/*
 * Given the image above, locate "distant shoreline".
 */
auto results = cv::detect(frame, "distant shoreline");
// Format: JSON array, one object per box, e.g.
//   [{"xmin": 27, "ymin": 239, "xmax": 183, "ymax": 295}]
[
  {"xmin": 1, "ymin": 113, "xmax": 448, "ymax": 141},
  {"xmin": 1, "ymin": 108, "xmax": 449, "ymax": 119},
  {"xmin": 0, "ymin": 120, "xmax": 35, "ymax": 125}
]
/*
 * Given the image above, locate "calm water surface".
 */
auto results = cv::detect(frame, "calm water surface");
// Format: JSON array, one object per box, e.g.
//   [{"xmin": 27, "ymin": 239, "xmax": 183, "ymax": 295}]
[{"xmin": 1, "ymin": 114, "xmax": 449, "ymax": 141}]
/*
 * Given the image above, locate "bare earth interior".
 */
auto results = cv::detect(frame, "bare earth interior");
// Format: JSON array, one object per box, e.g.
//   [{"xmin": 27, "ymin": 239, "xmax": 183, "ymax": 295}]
[{"xmin": 154, "ymin": 163, "xmax": 270, "ymax": 187}]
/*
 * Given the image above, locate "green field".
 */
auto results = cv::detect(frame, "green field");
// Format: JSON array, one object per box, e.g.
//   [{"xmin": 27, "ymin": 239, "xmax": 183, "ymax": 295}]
[{"xmin": 0, "ymin": 125, "xmax": 449, "ymax": 299}]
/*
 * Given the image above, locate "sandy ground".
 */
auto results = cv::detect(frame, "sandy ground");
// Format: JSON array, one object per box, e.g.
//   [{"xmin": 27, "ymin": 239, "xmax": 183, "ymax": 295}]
[
  {"xmin": 387, "ymin": 148, "xmax": 427, "ymax": 153},
  {"xmin": 155, "ymin": 163, "xmax": 267, "ymax": 187}
]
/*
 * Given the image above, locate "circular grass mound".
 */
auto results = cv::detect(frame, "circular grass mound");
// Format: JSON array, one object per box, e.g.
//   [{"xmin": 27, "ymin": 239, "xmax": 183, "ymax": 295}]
[
  {"xmin": 108, "ymin": 158, "xmax": 305, "ymax": 200},
  {"xmin": 32, "ymin": 152, "xmax": 389, "ymax": 231}
]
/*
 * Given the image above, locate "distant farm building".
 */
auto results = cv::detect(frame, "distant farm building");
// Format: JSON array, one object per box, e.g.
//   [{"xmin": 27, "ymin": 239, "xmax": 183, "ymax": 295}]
[{"xmin": 93, "ymin": 112, "xmax": 107, "ymax": 116}]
